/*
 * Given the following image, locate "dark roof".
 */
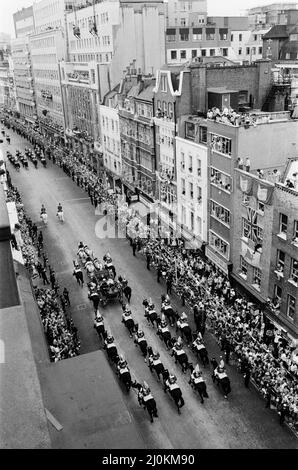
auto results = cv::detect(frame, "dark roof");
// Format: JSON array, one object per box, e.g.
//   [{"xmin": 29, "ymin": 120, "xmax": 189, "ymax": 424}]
[
  {"xmin": 137, "ymin": 82, "xmax": 155, "ymax": 102},
  {"xmin": 263, "ymin": 25, "xmax": 289, "ymax": 39}
]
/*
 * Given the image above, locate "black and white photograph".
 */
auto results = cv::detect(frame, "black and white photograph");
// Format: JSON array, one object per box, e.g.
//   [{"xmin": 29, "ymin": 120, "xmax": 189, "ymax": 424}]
[{"xmin": 0, "ymin": 0, "xmax": 298, "ymax": 455}]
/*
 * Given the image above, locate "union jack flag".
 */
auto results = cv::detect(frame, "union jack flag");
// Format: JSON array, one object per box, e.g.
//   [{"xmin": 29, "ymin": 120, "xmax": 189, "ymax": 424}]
[{"xmin": 243, "ymin": 207, "xmax": 262, "ymax": 243}]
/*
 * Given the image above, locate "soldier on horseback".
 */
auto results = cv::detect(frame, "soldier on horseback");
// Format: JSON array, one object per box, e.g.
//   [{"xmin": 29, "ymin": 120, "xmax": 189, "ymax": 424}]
[
  {"xmin": 157, "ymin": 314, "xmax": 172, "ymax": 349},
  {"xmin": 189, "ymin": 364, "xmax": 209, "ymax": 404},
  {"xmin": 104, "ymin": 334, "xmax": 118, "ymax": 363},
  {"xmin": 121, "ymin": 306, "xmax": 136, "ymax": 337},
  {"xmin": 134, "ymin": 330, "xmax": 148, "ymax": 361},
  {"xmin": 148, "ymin": 351, "xmax": 165, "ymax": 381},
  {"xmin": 137, "ymin": 381, "xmax": 158, "ymax": 423},
  {"xmin": 176, "ymin": 312, "xmax": 193, "ymax": 345}
]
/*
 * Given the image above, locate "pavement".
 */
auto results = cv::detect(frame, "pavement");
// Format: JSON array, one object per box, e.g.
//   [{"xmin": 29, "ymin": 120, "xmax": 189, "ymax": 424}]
[{"xmin": 2, "ymin": 131, "xmax": 298, "ymax": 449}]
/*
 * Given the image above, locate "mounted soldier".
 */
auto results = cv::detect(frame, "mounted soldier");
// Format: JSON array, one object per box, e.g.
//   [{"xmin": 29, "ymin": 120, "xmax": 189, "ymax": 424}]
[
  {"xmin": 134, "ymin": 330, "xmax": 148, "ymax": 361},
  {"xmin": 189, "ymin": 364, "xmax": 209, "ymax": 404}
]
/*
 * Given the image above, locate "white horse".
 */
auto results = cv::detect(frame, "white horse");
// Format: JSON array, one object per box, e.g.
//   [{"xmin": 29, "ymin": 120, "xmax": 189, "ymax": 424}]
[
  {"xmin": 57, "ymin": 211, "xmax": 64, "ymax": 222},
  {"xmin": 40, "ymin": 212, "xmax": 48, "ymax": 225}
]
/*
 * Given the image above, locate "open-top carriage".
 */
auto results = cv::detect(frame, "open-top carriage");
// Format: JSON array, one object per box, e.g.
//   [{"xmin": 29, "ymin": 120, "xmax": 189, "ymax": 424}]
[{"xmin": 98, "ymin": 279, "xmax": 123, "ymax": 307}]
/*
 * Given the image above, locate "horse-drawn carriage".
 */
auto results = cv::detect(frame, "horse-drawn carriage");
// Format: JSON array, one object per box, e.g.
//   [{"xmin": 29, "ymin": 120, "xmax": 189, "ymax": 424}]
[{"xmin": 98, "ymin": 278, "xmax": 123, "ymax": 307}]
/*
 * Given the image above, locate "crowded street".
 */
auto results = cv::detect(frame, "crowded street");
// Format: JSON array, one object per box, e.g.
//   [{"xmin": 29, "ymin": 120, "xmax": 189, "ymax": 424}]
[{"xmin": 2, "ymin": 128, "xmax": 298, "ymax": 449}]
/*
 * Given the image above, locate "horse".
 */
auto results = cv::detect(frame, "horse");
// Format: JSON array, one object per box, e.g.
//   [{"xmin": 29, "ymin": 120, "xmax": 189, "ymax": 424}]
[
  {"xmin": 136, "ymin": 388, "xmax": 158, "ymax": 423},
  {"xmin": 164, "ymin": 377, "xmax": 185, "ymax": 414},
  {"xmin": 122, "ymin": 314, "xmax": 137, "ymax": 338},
  {"xmin": 85, "ymin": 260, "xmax": 95, "ymax": 279},
  {"xmin": 117, "ymin": 365, "xmax": 132, "ymax": 392},
  {"xmin": 143, "ymin": 299, "xmax": 160, "ymax": 328},
  {"xmin": 157, "ymin": 324, "xmax": 173, "ymax": 350},
  {"xmin": 40, "ymin": 212, "xmax": 48, "ymax": 225},
  {"xmin": 192, "ymin": 337, "xmax": 209, "ymax": 367},
  {"xmin": 57, "ymin": 211, "xmax": 64, "ymax": 222},
  {"xmin": 105, "ymin": 342, "xmax": 119, "ymax": 364},
  {"xmin": 148, "ymin": 353, "xmax": 166, "ymax": 382},
  {"xmin": 213, "ymin": 368, "xmax": 231, "ymax": 399},
  {"xmin": 134, "ymin": 335, "xmax": 148, "ymax": 359},
  {"xmin": 161, "ymin": 302, "xmax": 177, "ymax": 327},
  {"xmin": 176, "ymin": 318, "xmax": 193, "ymax": 345},
  {"xmin": 188, "ymin": 366, "xmax": 209, "ymax": 404},
  {"xmin": 171, "ymin": 346, "xmax": 191, "ymax": 373}
]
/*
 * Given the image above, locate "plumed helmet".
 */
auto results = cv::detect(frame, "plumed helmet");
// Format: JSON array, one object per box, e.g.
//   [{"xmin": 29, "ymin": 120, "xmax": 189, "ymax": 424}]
[
  {"xmin": 143, "ymin": 381, "xmax": 150, "ymax": 394},
  {"xmin": 107, "ymin": 334, "xmax": 114, "ymax": 343},
  {"xmin": 153, "ymin": 351, "xmax": 160, "ymax": 360},
  {"xmin": 219, "ymin": 357, "xmax": 225, "ymax": 369},
  {"xmin": 137, "ymin": 330, "xmax": 144, "ymax": 338},
  {"xmin": 169, "ymin": 374, "xmax": 177, "ymax": 383},
  {"xmin": 180, "ymin": 312, "xmax": 187, "ymax": 321}
]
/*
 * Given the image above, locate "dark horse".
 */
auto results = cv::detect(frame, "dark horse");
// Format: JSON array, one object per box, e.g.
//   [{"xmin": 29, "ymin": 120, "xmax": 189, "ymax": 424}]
[
  {"xmin": 171, "ymin": 348, "xmax": 191, "ymax": 374},
  {"xmin": 143, "ymin": 299, "xmax": 160, "ymax": 328},
  {"xmin": 213, "ymin": 371, "xmax": 231, "ymax": 399},
  {"xmin": 161, "ymin": 303, "xmax": 177, "ymax": 327},
  {"xmin": 164, "ymin": 379, "xmax": 185, "ymax": 414},
  {"xmin": 117, "ymin": 367, "xmax": 132, "ymax": 392}
]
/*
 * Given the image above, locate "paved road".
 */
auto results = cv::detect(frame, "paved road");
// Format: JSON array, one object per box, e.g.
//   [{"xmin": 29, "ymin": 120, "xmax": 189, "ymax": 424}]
[{"xmin": 3, "ymin": 132, "xmax": 298, "ymax": 449}]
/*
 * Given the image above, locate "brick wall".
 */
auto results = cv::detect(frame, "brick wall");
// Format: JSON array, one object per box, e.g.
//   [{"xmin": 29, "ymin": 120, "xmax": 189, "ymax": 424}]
[
  {"xmin": 190, "ymin": 60, "xmax": 273, "ymax": 113},
  {"xmin": 269, "ymin": 186, "xmax": 298, "ymax": 336}
]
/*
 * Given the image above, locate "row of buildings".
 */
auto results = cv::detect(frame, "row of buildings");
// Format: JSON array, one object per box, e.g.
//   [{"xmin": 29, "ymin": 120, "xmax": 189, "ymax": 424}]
[{"xmin": 4, "ymin": 1, "xmax": 298, "ymax": 339}]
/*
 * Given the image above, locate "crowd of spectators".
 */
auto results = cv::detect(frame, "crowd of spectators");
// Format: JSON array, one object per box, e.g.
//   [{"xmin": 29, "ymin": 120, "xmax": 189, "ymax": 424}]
[
  {"xmin": 3, "ymin": 112, "xmax": 298, "ymax": 428},
  {"xmin": 5, "ymin": 181, "xmax": 80, "ymax": 362},
  {"xmin": 206, "ymin": 107, "xmax": 258, "ymax": 127}
]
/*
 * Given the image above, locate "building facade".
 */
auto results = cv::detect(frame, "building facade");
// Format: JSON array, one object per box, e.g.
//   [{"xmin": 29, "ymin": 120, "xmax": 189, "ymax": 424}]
[
  {"xmin": 29, "ymin": 28, "xmax": 67, "ymax": 133},
  {"xmin": 99, "ymin": 87, "xmax": 122, "ymax": 189},
  {"xmin": 11, "ymin": 37, "xmax": 36, "ymax": 121},
  {"xmin": 165, "ymin": 23, "xmax": 232, "ymax": 64},
  {"xmin": 153, "ymin": 66, "xmax": 192, "ymax": 233},
  {"xmin": 119, "ymin": 73, "xmax": 156, "ymax": 206},
  {"xmin": 175, "ymin": 135, "xmax": 208, "ymax": 246},
  {"xmin": 0, "ymin": 42, "xmax": 10, "ymax": 108},
  {"xmin": 269, "ymin": 158, "xmax": 298, "ymax": 339},
  {"xmin": 13, "ymin": 6, "xmax": 35, "ymax": 38},
  {"xmin": 166, "ymin": 0, "xmax": 208, "ymax": 27}
]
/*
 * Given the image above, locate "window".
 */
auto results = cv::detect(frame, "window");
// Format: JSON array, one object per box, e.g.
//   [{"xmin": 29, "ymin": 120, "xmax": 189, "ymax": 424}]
[
  {"xmin": 290, "ymin": 258, "xmax": 298, "ymax": 284},
  {"xmin": 197, "ymin": 159, "xmax": 201, "ymax": 177},
  {"xmin": 180, "ymin": 50, "xmax": 186, "ymax": 59},
  {"xmin": 276, "ymin": 249, "xmax": 286, "ymax": 273},
  {"xmin": 239, "ymin": 34, "xmax": 242, "ymax": 41},
  {"xmin": 240, "ymin": 256, "xmax": 248, "ymax": 278},
  {"xmin": 293, "ymin": 220, "xmax": 298, "ymax": 242},
  {"xmin": 253, "ymin": 267, "xmax": 262, "ymax": 289},
  {"xmin": 181, "ymin": 178, "xmax": 186, "ymax": 195},
  {"xmin": 238, "ymin": 90, "xmax": 248, "ymax": 104},
  {"xmin": 185, "ymin": 122, "xmax": 195, "ymax": 140},
  {"xmin": 287, "ymin": 295, "xmax": 296, "ymax": 320},
  {"xmin": 191, "ymin": 49, "xmax": 197, "ymax": 58},
  {"xmin": 181, "ymin": 18, "xmax": 186, "ymax": 26},
  {"xmin": 246, "ymin": 47, "xmax": 250, "ymax": 55},
  {"xmin": 231, "ymin": 34, "xmax": 234, "ymax": 41},
  {"xmin": 258, "ymin": 46, "xmax": 262, "ymax": 54},
  {"xmin": 181, "ymin": 152, "xmax": 185, "ymax": 170},
  {"xmin": 238, "ymin": 48, "xmax": 242, "ymax": 55},
  {"xmin": 210, "ymin": 200, "xmax": 230, "ymax": 226},
  {"xmin": 219, "ymin": 29, "xmax": 228, "ymax": 40},
  {"xmin": 91, "ymin": 69, "xmax": 95, "ymax": 84},
  {"xmin": 193, "ymin": 33, "xmax": 202, "ymax": 41},
  {"xmin": 279, "ymin": 213, "xmax": 288, "ymax": 236},
  {"xmin": 210, "ymin": 167, "xmax": 232, "ymax": 192},
  {"xmin": 197, "ymin": 216, "xmax": 202, "ymax": 233},
  {"xmin": 167, "ymin": 32, "xmax": 176, "ymax": 42},
  {"xmin": 188, "ymin": 155, "xmax": 193, "ymax": 172},
  {"xmin": 171, "ymin": 50, "xmax": 177, "ymax": 60},
  {"xmin": 206, "ymin": 30, "xmax": 215, "ymax": 40},
  {"xmin": 180, "ymin": 33, "xmax": 189, "ymax": 41},
  {"xmin": 251, "ymin": 47, "xmax": 256, "ymax": 55},
  {"xmin": 181, "ymin": 205, "xmax": 186, "ymax": 225},
  {"xmin": 189, "ymin": 182, "xmax": 193, "ymax": 199},
  {"xmin": 254, "ymin": 34, "xmax": 258, "ymax": 41},
  {"xmin": 222, "ymin": 48, "xmax": 228, "ymax": 57},
  {"xmin": 199, "ymin": 126, "xmax": 207, "ymax": 143},
  {"xmin": 190, "ymin": 211, "xmax": 194, "ymax": 231},
  {"xmin": 210, "ymin": 133, "xmax": 232, "ymax": 156},
  {"xmin": 197, "ymin": 186, "xmax": 202, "ymax": 202},
  {"xmin": 274, "ymin": 284, "xmax": 282, "ymax": 302},
  {"xmin": 209, "ymin": 49, "xmax": 215, "ymax": 56},
  {"xmin": 209, "ymin": 230, "xmax": 230, "ymax": 259},
  {"xmin": 257, "ymin": 201, "xmax": 265, "ymax": 214},
  {"xmin": 201, "ymin": 49, "xmax": 206, "ymax": 56},
  {"xmin": 161, "ymin": 75, "xmax": 167, "ymax": 92}
]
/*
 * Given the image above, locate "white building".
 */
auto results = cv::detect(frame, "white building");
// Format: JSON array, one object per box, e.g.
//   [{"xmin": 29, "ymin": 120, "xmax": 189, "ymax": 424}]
[
  {"xmin": 110, "ymin": 0, "xmax": 166, "ymax": 89},
  {"xmin": 230, "ymin": 28, "xmax": 269, "ymax": 63},
  {"xmin": 29, "ymin": 28, "xmax": 67, "ymax": 132},
  {"xmin": 166, "ymin": 0, "xmax": 207, "ymax": 27},
  {"xmin": 11, "ymin": 37, "xmax": 36, "ymax": 120},
  {"xmin": 176, "ymin": 136, "xmax": 208, "ymax": 246},
  {"xmin": 99, "ymin": 88, "xmax": 122, "ymax": 187},
  {"xmin": 66, "ymin": 0, "xmax": 120, "ymax": 64},
  {"xmin": 33, "ymin": 0, "xmax": 78, "ymax": 33}
]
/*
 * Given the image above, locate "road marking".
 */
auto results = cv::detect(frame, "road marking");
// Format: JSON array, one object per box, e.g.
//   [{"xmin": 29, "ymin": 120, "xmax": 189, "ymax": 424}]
[{"xmin": 45, "ymin": 408, "xmax": 63, "ymax": 431}]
